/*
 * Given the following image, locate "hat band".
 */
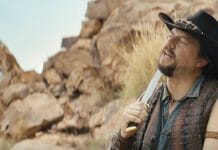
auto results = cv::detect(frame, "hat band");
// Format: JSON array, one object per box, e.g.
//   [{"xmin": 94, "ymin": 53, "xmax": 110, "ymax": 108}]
[{"xmin": 175, "ymin": 19, "xmax": 204, "ymax": 35}]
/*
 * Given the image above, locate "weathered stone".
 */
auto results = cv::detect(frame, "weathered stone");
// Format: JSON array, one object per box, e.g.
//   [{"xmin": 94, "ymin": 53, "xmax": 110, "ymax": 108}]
[
  {"xmin": 49, "ymin": 82, "xmax": 65, "ymax": 98},
  {"xmin": 44, "ymin": 69, "xmax": 61, "ymax": 85},
  {"xmin": 0, "ymin": 99, "xmax": 6, "ymax": 119},
  {"xmin": 86, "ymin": 0, "xmax": 109, "ymax": 20},
  {"xmin": 2, "ymin": 83, "xmax": 28, "ymax": 106},
  {"xmin": 0, "ymin": 72, "xmax": 13, "ymax": 94},
  {"xmin": 94, "ymin": 24, "xmax": 136, "ymax": 87},
  {"xmin": 0, "ymin": 41, "xmax": 23, "ymax": 74},
  {"xmin": 11, "ymin": 70, "xmax": 42, "ymax": 85},
  {"xmin": 61, "ymin": 36, "xmax": 78, "ymax": 49},
  {"xmin": 30, "ymin": 81, "xmax": 46, "ymax": 93},
  {"xmin": 105, "ymin": 0, "xmax": 125, "ymax": 12},
  {"xmin": 65, "ymin": 67, "xmax": 103, "ymax": 97},
  {"xmin": 70, "ymin": 38, "xmax": 92, "ymax": 51},
  {"xmin": 0, "ymin": 93, "xmax": 64, "ymax": 139},
  {"xmin": 56, "ymin": 113, "xmax": 90, "ymax": 135},
  {"xmin": 79, "ymin": 19, "xmax": 102, "ymax": 38},
  {"xmin": 11, "ymin": 139, "xmax": 74, "ymax": 150},
  {"xmin": 11, "ymin": 133, "xmax": 92, "ymax": 150},
  {"xmin": 44, "ymin": 39, "xmax": 93, "ymax": 77},
  {"xmin": 58, "ymin": 95, "xmax": 69, "ymax": 105},
  {"xmin": 103, "ymin": 0, "xmax": 176, "ymax": 28}
]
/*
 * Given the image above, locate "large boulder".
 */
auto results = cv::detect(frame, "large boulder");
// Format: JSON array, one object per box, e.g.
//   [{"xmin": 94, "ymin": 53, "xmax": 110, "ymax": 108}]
[{"xmin": 0, "ymin": 93, "xmax": 64, "ymax": 139}]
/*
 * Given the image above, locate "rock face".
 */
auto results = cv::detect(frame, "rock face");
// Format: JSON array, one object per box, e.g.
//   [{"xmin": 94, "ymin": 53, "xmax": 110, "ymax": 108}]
[
  {"xmin": 0, "ymin": 93, "xmax": 64, "ymax": 140},
  {"xmin": 1, "ymin": 0, "xmax": 218, "ymax": 149}
]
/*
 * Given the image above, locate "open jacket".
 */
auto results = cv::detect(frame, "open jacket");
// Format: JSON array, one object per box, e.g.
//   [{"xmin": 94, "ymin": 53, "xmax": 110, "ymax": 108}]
[{"xmin": 110, "ymin": 78, "xmax": 218, "ymax": 150}]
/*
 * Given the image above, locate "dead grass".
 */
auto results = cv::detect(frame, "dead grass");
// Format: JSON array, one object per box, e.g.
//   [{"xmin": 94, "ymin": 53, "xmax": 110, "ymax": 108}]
[{"xmin": 120, "ymin": 24, "xmax": 167, "ymax": 101}]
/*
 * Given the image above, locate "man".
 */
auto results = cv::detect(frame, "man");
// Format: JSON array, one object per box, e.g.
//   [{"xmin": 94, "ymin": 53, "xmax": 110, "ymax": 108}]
[{"xmin": 110, "ymin": 10, "xmax": 218, "ymax": 150}]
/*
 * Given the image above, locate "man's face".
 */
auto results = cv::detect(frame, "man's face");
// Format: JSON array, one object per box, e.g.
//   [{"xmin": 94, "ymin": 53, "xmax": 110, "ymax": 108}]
[{"xmin": 158, "ymin": 28, "xmax": 204, "ymax": 77}]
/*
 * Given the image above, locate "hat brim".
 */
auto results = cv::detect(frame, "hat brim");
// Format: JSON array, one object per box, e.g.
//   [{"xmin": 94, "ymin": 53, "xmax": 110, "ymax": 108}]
[{"xmin": 158, "ymin": 12, "xmax": 207, "ymax": 41}]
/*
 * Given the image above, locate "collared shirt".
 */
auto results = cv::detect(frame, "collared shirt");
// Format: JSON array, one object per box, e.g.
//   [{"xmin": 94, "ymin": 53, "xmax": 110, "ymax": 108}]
[{"xmin": 157, "ymin": 75, "xmax": 205, "ymax": 150}]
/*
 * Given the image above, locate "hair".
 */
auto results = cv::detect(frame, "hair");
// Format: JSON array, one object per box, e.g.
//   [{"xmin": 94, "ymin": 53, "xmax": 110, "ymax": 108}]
[{"xmin": 198, "ymin": 40, "xmax": 217, "ymax": 79}]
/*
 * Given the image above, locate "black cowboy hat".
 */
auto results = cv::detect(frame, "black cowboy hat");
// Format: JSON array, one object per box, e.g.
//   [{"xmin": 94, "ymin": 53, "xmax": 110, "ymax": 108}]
[{"xmin": 158, "ymin": 10, "xmax": 218, "ymax": 79}]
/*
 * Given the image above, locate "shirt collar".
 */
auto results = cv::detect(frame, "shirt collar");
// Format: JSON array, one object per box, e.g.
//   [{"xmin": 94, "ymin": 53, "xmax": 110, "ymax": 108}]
[{"xmin": 162, "ymin": 75, "xmax": 205, "ymax": 102}]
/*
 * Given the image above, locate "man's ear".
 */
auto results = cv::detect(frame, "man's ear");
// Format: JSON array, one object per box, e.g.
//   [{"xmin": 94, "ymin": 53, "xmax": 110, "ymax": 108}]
[{"xmin": 196, "ymin": 57, "xmax": 209, "ymax": 68}]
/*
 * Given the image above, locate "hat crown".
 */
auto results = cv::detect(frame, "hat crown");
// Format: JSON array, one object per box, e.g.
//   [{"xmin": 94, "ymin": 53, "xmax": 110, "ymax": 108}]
[{"xmin": 186, "ymin": 10, "xmax": 218, "ymax": 43}]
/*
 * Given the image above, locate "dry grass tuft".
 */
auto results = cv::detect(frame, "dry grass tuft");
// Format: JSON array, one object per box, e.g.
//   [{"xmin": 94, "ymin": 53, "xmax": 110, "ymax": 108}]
[{"xmin": 120, "ymin": 24, "xmax": 167, "ymax": 101}]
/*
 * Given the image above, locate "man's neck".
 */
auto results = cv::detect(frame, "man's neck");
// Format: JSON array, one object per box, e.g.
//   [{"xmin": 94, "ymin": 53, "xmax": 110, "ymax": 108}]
[{"xmin": 166, "ymin": 73, "xmax": 200, "ymax": 100}]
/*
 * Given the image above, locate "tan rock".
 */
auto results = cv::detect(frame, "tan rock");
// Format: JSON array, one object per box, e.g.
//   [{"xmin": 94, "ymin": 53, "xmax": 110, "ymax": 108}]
[
  {"xmin": 44, "ymin": 69, "xmax": 61, "ymax": 85},
  {"xmin": 103, "ymin": 0, "xmax": 176, "ymax": 27},
  {"xmin": 2, "ymin": 83, "xmax": 28, "ymax": 106},
  {"xmin": 0, "ymin": 93, "xmax": 64, "ymax": 139},
  {"xmin": 105, "ymin": 0, "xmax": 125, "ymax": 12},
  {"xmin": 58, "ymin": 95, "xmax": 69, "ymax": 105},
  {"xmin": 49, "ymin": 82, "xmax": 65, "ymax": 98},
  {"xmin": 0, "ymin": 99, "xmax": 6, "ymax": 119},
  {"xmin": 94, "ymin": 24, "xmax": 135, "ymax": 87},
  {"xmin": 11, "ymin": 139, "xmax": 74, "ymax": 150},
  {"xmin": 65, "ymin": 67, "xmax": 104, "ymax": 97},
  {"xmin": 0, "ymin": 41, "xmax": 23, "ymax": 74},
  {"xmin": 86, "ymin": 0, "xmax": 109, "ymax": 20},
  {"xmin": 44, "ymin": 39, "xmax": 93, "ymax": 77},
  {"xmin": 79, "ymin": 19, "xmax": 102, "ymax": 38},
  {"xmin": 70, "ymin": 38, "xmax": 92, "ymax": 51},
  {"xmin": 56, "ymin": 113, "xmax": 89, "ymax": 134},
  {"xmin": 11, "ymin": 133, "xmax": 93, "ymax": 150},
  {"xmin": 11, "ymin": 70, "xmax": 42, "ymax": 84},
  {"xmin": 0, "ymin": 72, "xmax": 13, "ymax": 94},
  {"xmin": 30, "ymin": 81, "xmax": 46, "ymax": 93}
]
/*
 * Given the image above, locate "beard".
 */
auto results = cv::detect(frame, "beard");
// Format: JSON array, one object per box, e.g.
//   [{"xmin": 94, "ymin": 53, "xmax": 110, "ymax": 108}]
[
  {"xmin": 158, "ymin": 47, "xmax": 177, "ymax": 77},
  {"xmin": 158, "ymin": 62, "xmax": 176, "ymax": 77}
]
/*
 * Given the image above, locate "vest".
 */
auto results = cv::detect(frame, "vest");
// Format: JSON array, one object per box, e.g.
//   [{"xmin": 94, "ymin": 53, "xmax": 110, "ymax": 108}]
[{"xmin": 133, "ymin": 78, "xmax": 218, "ymax": 150}]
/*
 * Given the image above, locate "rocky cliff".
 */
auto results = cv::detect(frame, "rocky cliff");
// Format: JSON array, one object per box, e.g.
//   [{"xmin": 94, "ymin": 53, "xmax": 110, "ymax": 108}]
[{"xmin": 0, "ymin": 0, "xmax": 218, "ymax": 150}]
